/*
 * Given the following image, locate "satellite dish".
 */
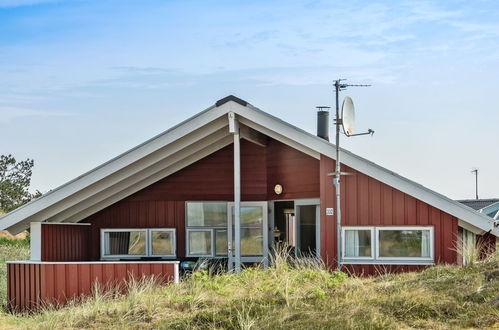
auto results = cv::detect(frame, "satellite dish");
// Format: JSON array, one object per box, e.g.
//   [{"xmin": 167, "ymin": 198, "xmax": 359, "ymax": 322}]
[{"xmin": 341, "ymin": 96, "xmax": 355, "ymax": 136}]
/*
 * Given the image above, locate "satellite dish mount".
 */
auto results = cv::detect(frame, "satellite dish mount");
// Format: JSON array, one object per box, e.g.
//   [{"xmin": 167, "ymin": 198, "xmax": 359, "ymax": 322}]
[{"xmin": 332, "ymin": 79, "xmax": 374, "ymax": 271}]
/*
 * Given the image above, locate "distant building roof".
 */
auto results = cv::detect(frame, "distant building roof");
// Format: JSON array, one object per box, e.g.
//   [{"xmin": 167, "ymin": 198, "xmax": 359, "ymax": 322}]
[{"xmin": 457, "ymin": 198, "xmax": 499, "ymax": 211}]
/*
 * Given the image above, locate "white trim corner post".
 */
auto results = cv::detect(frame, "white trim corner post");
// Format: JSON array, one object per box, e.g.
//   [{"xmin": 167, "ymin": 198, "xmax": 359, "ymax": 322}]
[
  {"xmin": 229, "ymin": 112, "xmax": 242, "ymax": 273},
  {"xmin": 30, "ymin": 222, "xmax": 42, "ymax": 261}
]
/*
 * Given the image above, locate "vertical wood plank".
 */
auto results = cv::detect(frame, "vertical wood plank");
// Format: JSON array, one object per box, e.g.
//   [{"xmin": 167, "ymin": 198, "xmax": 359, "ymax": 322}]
[
  {"xmin": 357, "ymin": 173, "xmax": 369, "ymax": 225},
  {"xmin": 382, "ymin": 186, "xmax": 393, "ymax": 225},
  {"xmin": 393, "ymin": 190, "xmax": 405, "ymax": 225},
  {"xmin": 78, "ymin": 264, "xmax": 91, "ymax": 296},
  {"xmin": 66, "ymin": 265, "xmax": 79, "ymax": 301},
  {"xmin": 369, "ymin": 179, "xmax": 381, "ymax": 225}
]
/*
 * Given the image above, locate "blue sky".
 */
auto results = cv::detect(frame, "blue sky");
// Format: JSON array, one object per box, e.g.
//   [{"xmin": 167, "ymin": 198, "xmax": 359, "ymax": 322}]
[{"xmin": 1, "ymin": 0, "xmax": 498, "ymax": 199}]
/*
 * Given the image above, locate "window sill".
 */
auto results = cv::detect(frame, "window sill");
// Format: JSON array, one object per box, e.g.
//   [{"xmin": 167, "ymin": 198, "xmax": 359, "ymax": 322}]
[{"xmin": 342, "ymin": 260, "xmax": 435, "ymax": 265}]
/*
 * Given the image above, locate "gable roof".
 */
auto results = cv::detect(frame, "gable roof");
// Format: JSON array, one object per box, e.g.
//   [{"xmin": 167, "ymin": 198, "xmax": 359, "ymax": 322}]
[
  {"xmin": 457, "ymin": 198, "xmax": 499, "ymax": 211},
  {"xmin": 0, "ymin": 96, "xmax": 496, "ymax": 235},
  {"xmin": 477, "ymin": 200, "xmax": 499, "ymax": 219}
]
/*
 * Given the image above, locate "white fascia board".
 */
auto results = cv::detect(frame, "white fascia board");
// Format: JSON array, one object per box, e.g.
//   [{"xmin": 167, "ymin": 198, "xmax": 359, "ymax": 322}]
[
  {"xmin": 232, "ymin": 102, "xmax": 494, "ymax": 233},
  {"xmin": 61, "ymin": 136, "xmax": 234, "ymax": 225},
  {"xmin": 458, "ymin": 219, "xmax": 485, "ymax": 235},
  {"xmin": 45, "ymin": 131, "xmax": 232, "ymax": 225},
  {"xmin": 1, "ymin": 99, "xmax": 494, "ymax": 236},
  {"xmin": 338, "ymin": 150, "xmax": 494, "ymax": 232},
  {"xmin": 0, "ymin": 112, "xmax": 229, "ymax": 232},
  {"xmin": 8, "ymin": 134, "xmax": 233, "ymax": 234}
]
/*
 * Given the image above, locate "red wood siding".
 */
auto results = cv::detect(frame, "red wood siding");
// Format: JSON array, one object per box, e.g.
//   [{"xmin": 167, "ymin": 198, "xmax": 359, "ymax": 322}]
[
  {"xmin": 82, "ymin": 138, "xmax": 320, "ymax": 260},
  {"xmin": 86, "ymin": 201, "xmax": 185, "ymax": 260},
  {"xmin": 41, "ymin": 224, "xmax": 90, "ymax": 261},
  {"xmin": 7, "ymin": 262, "xmax": 178, "ymax": 312},
  {"xmin": 266, "ymin": 140, "xmax": 320, "ymax": 200},
  {"xmin": 320, "ymin": 155, "xmax": 459, "ymax": 270},
  {"xmin": 125, "ymin": 140, "xmax": 269, "ymax": 202}
]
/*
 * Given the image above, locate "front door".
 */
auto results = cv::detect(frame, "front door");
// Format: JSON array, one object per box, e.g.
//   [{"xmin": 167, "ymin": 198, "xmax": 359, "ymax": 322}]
[
  {"xmin": 227, "ymin": 201, "xmax": 269, "ymax": 270},
  {"xmin": 295, "ymin": 199, "xmax": 320, "ymax": 257}
]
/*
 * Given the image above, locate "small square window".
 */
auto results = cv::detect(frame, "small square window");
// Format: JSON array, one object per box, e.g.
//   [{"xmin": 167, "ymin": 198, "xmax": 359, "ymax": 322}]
[
  {"xmin": 343, "ymin": 229, "xmax": 373, "ymax": 258},
  {"xmin": 150, "ymin": 229, "xmax": 176, "ymax": 256},
  {"xmin": 187, "ymin": 229, "xmax": 213, "ymax": 256},
  {"xmin": 103, "ymin": 230, "xmax": 147, "ymax": 257}
]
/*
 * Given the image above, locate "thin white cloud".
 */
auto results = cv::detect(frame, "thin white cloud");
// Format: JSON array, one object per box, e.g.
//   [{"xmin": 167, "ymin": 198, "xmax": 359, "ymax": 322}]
[{"xmin": 0, "ymin": 107, "xmax": 72, "ymax": 123}]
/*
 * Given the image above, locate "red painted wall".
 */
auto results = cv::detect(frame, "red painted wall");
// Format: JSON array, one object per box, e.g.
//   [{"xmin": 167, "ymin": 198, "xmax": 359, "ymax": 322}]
[
  {"xmin": 41, "ymin": 224, "xmax": 90, "ymax": 261},
  {"xmin": 320, "ymin": 155, "xmax": 459, "ymax": 274},
  {"xmin": 266, "ymin": 140, "xmax": 320, "ymax": 200},
  {"xmin": 83, "ymin": 139, "xmax": 320, "ymax": 260},
  {"xmin": 7, "ymin": 262, "xmax": 177, "ymax": 312}
]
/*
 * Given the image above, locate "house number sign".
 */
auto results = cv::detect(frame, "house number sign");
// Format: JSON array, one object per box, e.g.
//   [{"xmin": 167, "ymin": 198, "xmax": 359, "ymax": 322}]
[{"xmin": 326, "ymin": 208, "xmax": 334, "ymax": 216}]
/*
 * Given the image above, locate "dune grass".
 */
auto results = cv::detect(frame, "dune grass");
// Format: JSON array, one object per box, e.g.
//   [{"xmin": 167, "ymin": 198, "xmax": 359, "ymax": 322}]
[
  {"xmin": 0, "ymin": 246, "xmax": 497, "ymax": 329},
  {"xmin": 0, "ymin": 238, "xmax": 29, "ymax": 309}
]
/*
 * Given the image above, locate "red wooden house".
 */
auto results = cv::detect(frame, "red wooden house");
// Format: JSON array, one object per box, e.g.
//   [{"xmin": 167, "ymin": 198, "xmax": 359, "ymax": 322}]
[{"xmin": 1, "ymin": 95, "xmax": 497, "ymax": 311}]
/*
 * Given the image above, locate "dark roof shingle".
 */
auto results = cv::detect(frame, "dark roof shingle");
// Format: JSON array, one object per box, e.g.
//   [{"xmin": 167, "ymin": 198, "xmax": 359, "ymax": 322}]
[{"xmin": 457, "ymin": 198, "xmax": 499, "ymax": 211}]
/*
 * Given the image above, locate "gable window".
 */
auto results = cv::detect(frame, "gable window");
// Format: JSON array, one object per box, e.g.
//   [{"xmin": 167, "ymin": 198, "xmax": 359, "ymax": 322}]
[
  {"xmin": 186, "ymin": 229, "xmax": 213, "ymax": 257},
  {"xmin": 342, "ymin": 226, "xmax": 434, "ymax": 264},
  {"xmin": 101, "ymin": 228, "xmax": 176, "ymax": 259}
]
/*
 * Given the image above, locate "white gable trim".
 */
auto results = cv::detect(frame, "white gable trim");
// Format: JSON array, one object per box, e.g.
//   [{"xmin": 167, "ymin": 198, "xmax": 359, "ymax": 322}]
[
  {"xmin": 229, "ymin": 103, "xmax": 494, "ymax": 233},
  {"xmin": 0, "ymin": 97, "xmax": 495, "ymax": 235}
]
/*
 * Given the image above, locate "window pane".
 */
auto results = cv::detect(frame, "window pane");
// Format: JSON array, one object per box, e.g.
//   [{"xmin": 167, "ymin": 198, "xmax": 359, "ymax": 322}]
[
  {"xmin": 187, "ymin": 202, "xmax": 227, "ymax": 227},
  {"xmin": 241, "ymin": 228, "xmax": 263, "ymax": 256},
  {"xmin": 298, "ymin": 205, "xmax": 317, "ymax": 255},
  {"xmin": 215, "ymin": 230, "xmax": 228, "ymax": 256},
  {"xmin": 344, "ymin": 230, "xmax": 371, "ymax": 257},
  {"xmin": 104, "ymin": 231, "xmax": 146, "ymax": 256},
  {"xmin": 188, "ymin": 231, "xmax": 212, "ymax": 255},
  {"xmin": 379, "ymin": 230, "xmax": 431, "ymax": 258},
  {"xmin": 231, "ymin": 206, "xmax": 263, "ymax": 226},
  {"xmin": 151, "ymin": 231, "xmax": 174, "ymax": 255}
]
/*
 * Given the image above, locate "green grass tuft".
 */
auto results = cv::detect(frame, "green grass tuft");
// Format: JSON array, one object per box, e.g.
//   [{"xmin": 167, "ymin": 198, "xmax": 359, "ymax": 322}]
[
  {"xmin": 0, "ymin": 238, "xmax": 30, "ymax": 312},
  {"xmin": 0, "ymin": 245, "xmax": 498, "ymax": 329}
]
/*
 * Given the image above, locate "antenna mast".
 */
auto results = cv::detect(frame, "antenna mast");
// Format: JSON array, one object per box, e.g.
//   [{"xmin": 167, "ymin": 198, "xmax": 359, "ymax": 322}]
[{"xmin": 333, "ymin": 79, "xmax": 373, "ymax": 271}]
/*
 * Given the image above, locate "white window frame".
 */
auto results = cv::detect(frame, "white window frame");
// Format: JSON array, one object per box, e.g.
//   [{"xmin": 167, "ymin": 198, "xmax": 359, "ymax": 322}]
[
  {"xmin": 214, "ymin": 228, "xmax": 228, "ymax": 257},
  {"xmin": 186, "ymin": 228, "xmax": 215, "ymax": 257},
  {"xmin": 185, "ymin": 201, "xmax": 228, "ymax": 258},
  {"xmin": 342, "ymin": 226, "xmax": 375, "ymax": 261},
  {"xmin": 228, "ymin": 201, "xmax": 268, "ymax": 261},
  {"xmin": 101, "ymin": 228, "xmax": 176, "ymax": 260},
  {"xmin": 341, "ymin": 226, "xmax": 434, "ymax": 265},
  {"xmin": 149, "ymin": 228, "xmax": 177, "ymax": 258},
  {"xmin": 376, "ymin": 226, "xmax": 434, "ymax": 262}
]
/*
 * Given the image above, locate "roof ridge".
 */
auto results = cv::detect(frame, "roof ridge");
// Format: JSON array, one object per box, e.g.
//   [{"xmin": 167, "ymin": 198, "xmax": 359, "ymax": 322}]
[{"xmin": 215, "ymin": 95, "xmax": 248, "ymax": 107}]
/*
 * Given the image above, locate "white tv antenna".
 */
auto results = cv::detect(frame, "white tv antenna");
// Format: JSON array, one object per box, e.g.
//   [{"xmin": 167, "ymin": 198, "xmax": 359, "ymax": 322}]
[{"xmin": 332, "ymin": 79, "xmax": 374, "ymax": 271}]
